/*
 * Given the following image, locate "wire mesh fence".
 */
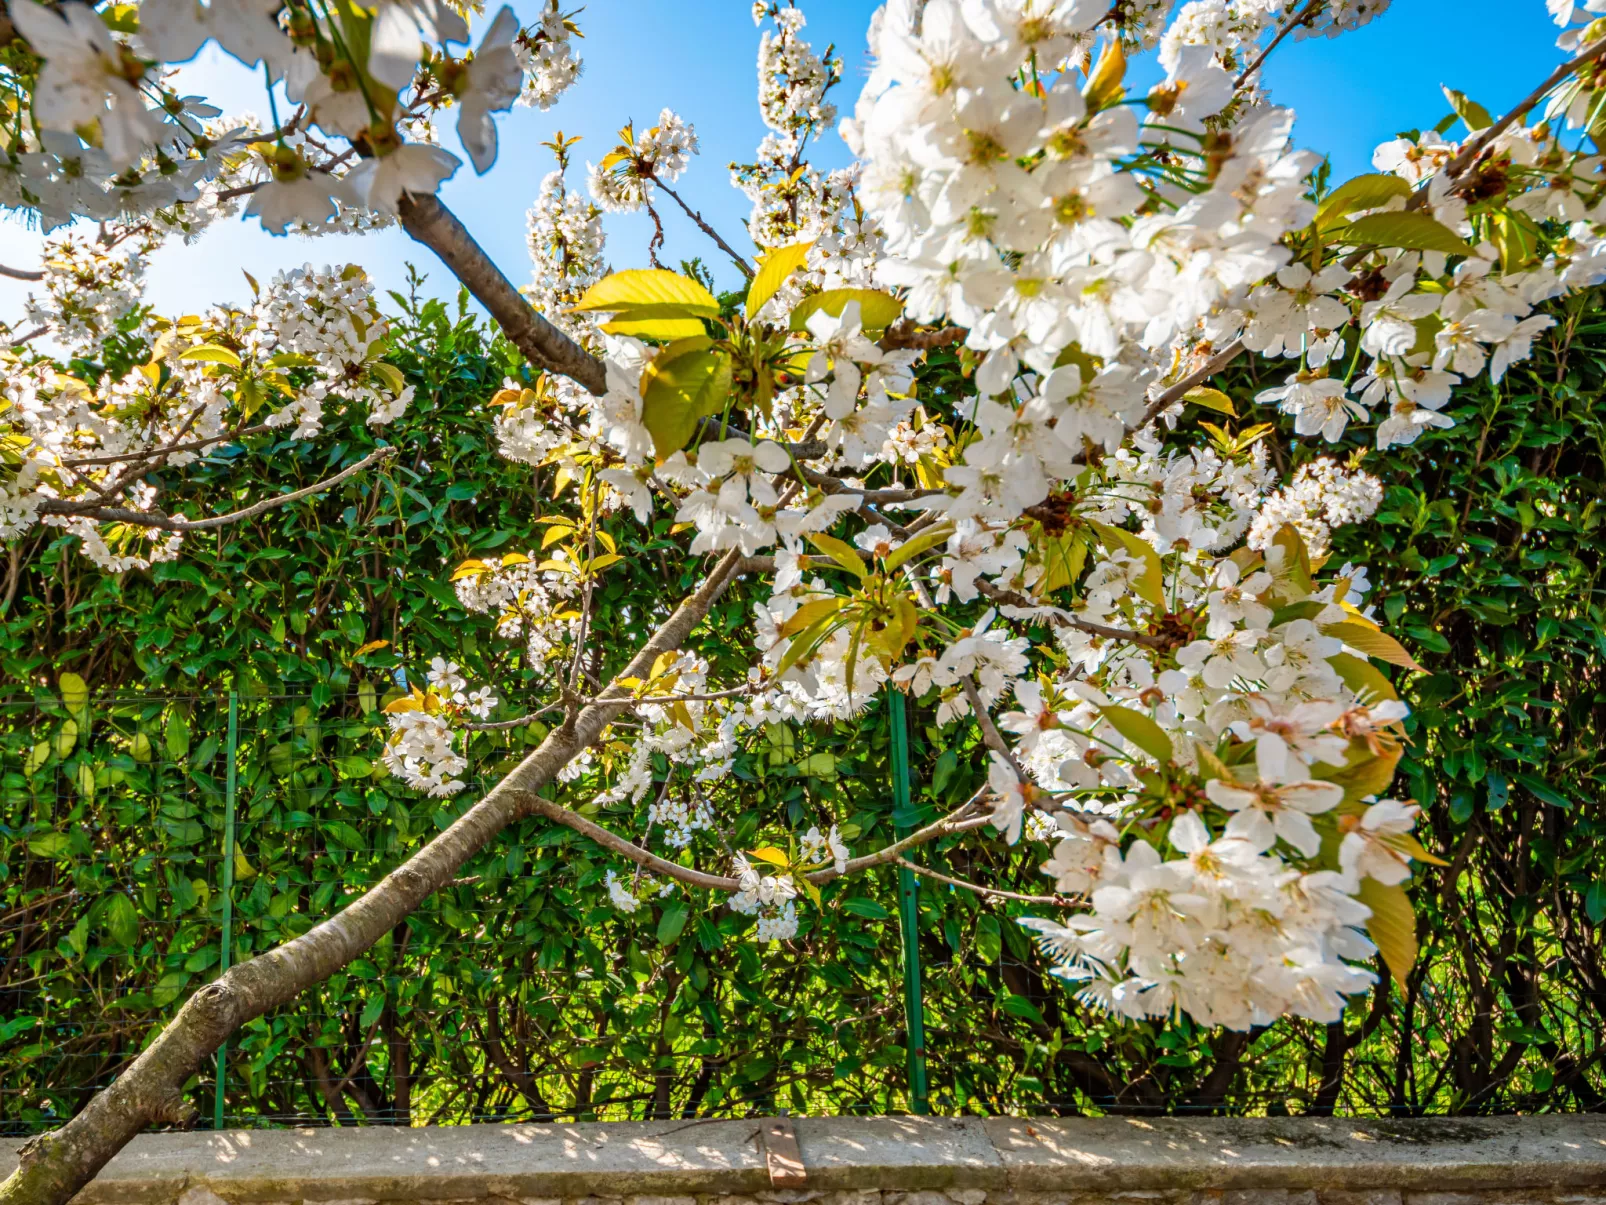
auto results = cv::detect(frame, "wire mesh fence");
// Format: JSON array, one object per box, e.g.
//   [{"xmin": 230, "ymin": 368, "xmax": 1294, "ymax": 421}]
[
  {"xmin": 0, "ymin": 689, "xmax": 930, "ymax": 1133},
  {"xmin": 5, "ymin": 688, "xmax": 1603, "ymax": 1134}
]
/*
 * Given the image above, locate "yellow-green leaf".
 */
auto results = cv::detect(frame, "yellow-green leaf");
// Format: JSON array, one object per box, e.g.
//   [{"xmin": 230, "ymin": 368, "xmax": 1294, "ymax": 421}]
[
  {"xmin": 1442, "ymin": 86, "xmax": 1493, "ymax": 131},
  {"xmin": 58, "ymin": 672, "xmax": 89, "ymax": 712},
  {"xmin": 370, "ymin": 361, "xmax": 406, "ymax": 394},
  {"xmin": 788, "ymin": 288, "xmax": 904, "ymax": 334},
  {"xmin": 1335, "ymin": 211, "xmax": 1473, "ymax": 257},
  {"xmin": 1183, "ymin": 387, "xmax": 1236, "ymax": 416},
  {"xmin": 1099, "ymin": 704, "xmax": 1174, "ymax": 764},
  {"xmin": 748, "ymin": 845, "xmax": 791, "ymax": 868},
  {"xmin": 883, "ymin": 523, "xmax": 953, "ymax": 573},
  {"xmin": 1358, "ymin": 877, "xmax": 1418, "ymax": 987},
  {"xmin": 806, "ymin": 532, "xmax": 868, "ymax": 580},
  {"xmin": 573, "ymin": 269, "xmax": 720, "ymax": 316},
  {"xmin": 1328, "ymin": 651, "xmax": 1399, "ymax": 703},
  {"xmin": 599, "ymin": 305, "xmax": 709, "ymax": 341},
  {"xmin": 746, "ymin": 241, "xmax": 814, "ymax": 319},
  {"xmin": 1323, "ymin": 620, "xmax": 1425, "ymax": 672},
  {"xmin": 53, "ymin": 718, "xmax": 78, "ymax": 759},
  {"xmin": 640, "ymin": 337, "xmax": 732, "ymax": 460},
  {"xmin": 1083, "ymin": 35, "xmax": 1126, "ymax": 111},
  {"xmin": 178, "ymin": 344, "xmax": 242, "ymax": 369},
  {"xmin": 1087, "ymin": 520, "xmax": 1164, "ymax": 609},
  {"xmin": 1314, "ymin": 173, "xmax": 1413, "ymax": 231}
]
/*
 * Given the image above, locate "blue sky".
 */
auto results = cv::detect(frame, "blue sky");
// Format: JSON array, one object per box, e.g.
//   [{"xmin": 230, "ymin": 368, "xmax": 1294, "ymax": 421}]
[{"xmin": 0, "ymin": 1, "xmax": 1565, "ymax": 321}]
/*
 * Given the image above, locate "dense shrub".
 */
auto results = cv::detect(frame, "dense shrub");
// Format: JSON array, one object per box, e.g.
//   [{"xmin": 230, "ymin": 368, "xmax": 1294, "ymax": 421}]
[{"xmin": 2, "ymin": 287, "xmax": 1601, "ymax": 1131}]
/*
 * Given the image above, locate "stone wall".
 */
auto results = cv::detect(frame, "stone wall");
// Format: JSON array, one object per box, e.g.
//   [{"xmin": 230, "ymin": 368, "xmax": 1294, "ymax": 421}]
[{"xmin": 4, "ymin": 1115, "xmax": 1605, "ymax": 1205}]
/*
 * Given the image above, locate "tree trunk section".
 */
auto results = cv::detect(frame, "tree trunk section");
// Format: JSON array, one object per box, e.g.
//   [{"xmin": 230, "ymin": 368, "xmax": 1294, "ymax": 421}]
[{"xmin": 0, "ymin": 551, "xmax": 750, "ymax": 1205}]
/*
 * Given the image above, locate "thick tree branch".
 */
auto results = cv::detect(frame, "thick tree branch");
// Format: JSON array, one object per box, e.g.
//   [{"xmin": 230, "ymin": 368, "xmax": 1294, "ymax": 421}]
[
  {"xmin": 37, "ymin": 447, "xmax": 397, "ymax": 532},
  {"xmin": 0, "ymin": 545, "xmax": 756, "ymax": 1205},
  {"xmin": 0, "ymin": 263, "xmax": 43, "ymax": 282},
  {"xmin": 396, "ymin": 193, "xmax": 608, "ymax": 396},
  {"xmin": 880, "ymin": 320, "xmax": 965, "ymax": 351}
]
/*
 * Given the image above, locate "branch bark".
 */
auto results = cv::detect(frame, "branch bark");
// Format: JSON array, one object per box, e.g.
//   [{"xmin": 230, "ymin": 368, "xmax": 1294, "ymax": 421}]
[
  {"xmin": 36, "ymin": 447, "xmax": 397, "ymax": 532},
  {"xmin": 396, "ymin": 194, "xmax": 608, "ymax": 396},
  {"xmin": 0, "ymin": 263, "xmax": 43, "ymax": 282},
  {"xmin": 0, "ymin": 547, "xmax": 753, "ymax": 1205}
]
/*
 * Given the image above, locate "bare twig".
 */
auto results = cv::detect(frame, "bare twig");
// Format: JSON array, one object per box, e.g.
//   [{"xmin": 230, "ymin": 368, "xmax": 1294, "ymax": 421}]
[
  {"xmin": 7, "ymin": 326, "xmax": 46, "ymax": 349},
  {"xmin": 462, "ymin": 702, "xmax": 565, "ymax": 731},
  {"xmin": 37, "ymin": 446, "xmax": 397, "ymax": 532},
  {"xmin": 60, "ymin": 423, "xmax": 274, "ymax": 467},
  {"xmin": 1233, "ymin": 0, "xmax": 1322, "ymax": 89},
  {"xmin": 962, "ymin": 675, "xmax": 1028, "ymax": 781},
  {"xmin": 895, "ymin": 857, "xmax": 1072, "ymax": 906},
  {"xmin": 974, "ymin": 578, "xmax": 1169, "ymax": 649},
  {"xmin": 654, "ymin": 179, "xmax": 755, "ymax": 279}
]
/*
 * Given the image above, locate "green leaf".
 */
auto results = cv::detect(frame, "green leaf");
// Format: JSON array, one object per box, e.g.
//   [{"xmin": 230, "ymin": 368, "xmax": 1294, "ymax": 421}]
[
  {"xmin": 1358, "ymin": 877, "xmax": 1417, "ymax": 988},
  {"xmin": 1513, "ymin": 772, "xmax": 1572, "ymax": 810},
  {"xmin": 1442, "ymin": 86, "xmax": 1493, "ymax": 131},
  {"xmin": 572, "ymin": 269, "xmax": 720, "ymax": 316},
  {"xmin": 657, "ymin": 899, "xmax": 690, "ymax": 945},
  {"xmin": 58, "ymin": 671, "xmax": 89, "ymax": 712},
  {"xmin": 795, "ymin": 752, "xmax": 838, "ymax": 779},
  {"xmin": 639, "ymin": 338, "xmax": 732, "ymax": 460},
  {"xmin": 151, "ymin": 970, "xmax": 191, "ymax": 1008},
  {"xmin": 1098, "ymin": 704, "xmax": 1174, "ymax": 764},
  {"xmin": 1001, "ymin": 993, "xmax": 1047, "ymax": 1027},
  {"xmin": 788, "ymin": 288, "xmax": 904, "ymax": 334},
  {"xmin": 746, "ymin": 241, "xmax": 814, "ymax": 318},
  {"xmin": 1314, "ymin": 173, "xmax": 1413, "ymax": 230},
  {"xmin": 103, "ymin": 893, "xmax": 139, "ymax": 947},
  {"xmin": 360, "ymin": 994, "xmax": 385, "ymax": 1029},
  {"xmin": 840, "ymin": 896, "xmax": 891, "ymax": 920},
  {"xmin": 27, "ymin": 832, "xmax": 70, "ymax": 859},
  {"xmin": 1335, "ymin": 211, "xmax": 1474, "ymax": 256},
  {"xmin": 165, "ymin": 709, "xmax": 191, "ymax": 759}
]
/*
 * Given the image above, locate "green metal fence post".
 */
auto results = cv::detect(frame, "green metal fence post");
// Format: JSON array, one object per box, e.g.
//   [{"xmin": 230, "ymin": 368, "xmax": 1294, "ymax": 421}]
[
  {"xmin": 888, "ymin": 690, "xmax": 930, "ymax": 1114},
  {"xmin": 213, "ymin": 691, "xmax": 239, "ymax": 1131}
]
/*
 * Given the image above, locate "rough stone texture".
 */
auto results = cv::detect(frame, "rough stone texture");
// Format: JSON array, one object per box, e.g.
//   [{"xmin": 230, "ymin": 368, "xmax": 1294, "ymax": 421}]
[{"xmin": 1, "ymin": 1116, "xmax": 1603, "ymax": 1205}]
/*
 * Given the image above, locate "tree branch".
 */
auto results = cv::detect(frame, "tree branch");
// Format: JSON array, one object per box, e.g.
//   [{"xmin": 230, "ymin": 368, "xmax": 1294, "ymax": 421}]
[
  {"xmin": 37, "ymin": 446, "xmax": 398, "ymax": 532},
  {"xmin": 0, "ymin": 545, "xmax": 757, "ymax": 1205},
  {"xmin": 1233, "ymin": 0, "xmax": 1321, "ymax": 89},
  {"xmin": 0, "ymin": 263, "xmax": 43, "ymax": 282},
  {"xmin": 895, "ymin": 856, "xmax": 1072, "ymax": 905},
  {"xmin": 59, "ymin": 424, "xmax": 274, "ymax": 468},
  {"xmin": 974, "ymin": 578, "xmax": 1170, "ymax": 649},
  {"xmin": 1441, "ymin": 35, "xmax": 1606, "ymax": 180},
  {"xmin": 396, "ymin": 193, "xmax": 608, "ymax": 396},
  {"xmin": 653, "ymin": 179, "xmax": 754, "ymax": 279},
  {"xmin": 879, "ymin": 320, "xmax": 965, "ymax": 351}
]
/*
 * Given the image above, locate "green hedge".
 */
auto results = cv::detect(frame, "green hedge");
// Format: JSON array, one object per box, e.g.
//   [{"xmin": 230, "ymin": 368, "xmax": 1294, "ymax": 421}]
[{"xmin": 2, "ymin": 284, "xmax": 1602, "ymax": 1131}]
